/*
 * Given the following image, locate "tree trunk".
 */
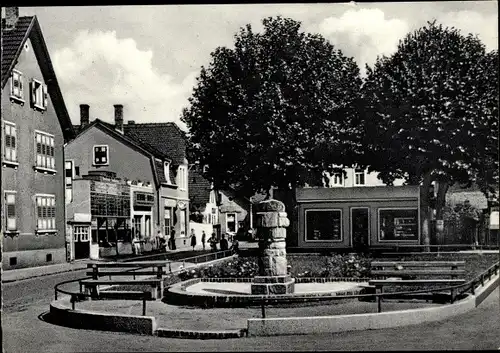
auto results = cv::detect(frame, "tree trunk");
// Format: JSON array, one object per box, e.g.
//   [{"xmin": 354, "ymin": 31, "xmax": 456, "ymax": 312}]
[
  {"xmin": 434, "ymin": 181, "xmax": 450, "ymax": 245},
  {"xmin": 420, "ymin": 172, "xmax": 433, "ymax": 251}
]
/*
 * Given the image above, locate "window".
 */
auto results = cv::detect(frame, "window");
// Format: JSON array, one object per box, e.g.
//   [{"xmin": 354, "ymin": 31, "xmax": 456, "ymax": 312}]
[
  {"xmin": 226, "ymin": 213, "xmax": 237, "ymax": 233},
  {"xmin": 211, "ymin": 207, "xmax": 218, "ymax": 225},
  {"xmin": 331, "ymin": 172, "xmax": 343, "ymax": 186},
  {"xmin": 145, "ymin": 215, "xmax": 151, "ymax": 237},
  {"xmin": 164, "ymin": 207, "xmax": 172, "ymax": 236},
  {"xmin": 93, "ymin": 145, "xmax": 109, "ymax": 166},
  {"xmin": 46, "ymin": 253, "xmax": 53, "ymax": 262},
  {"xmin": 10, "ymin": 69, "xmax": 24, "ymax": 103},
  {"xmin": 75, "ymin": 166, "xmax": 80, "ymax": 176},
  {"xmin": 4, "ymin": 191, "xmax": 17, "ymax": 232},
  {"xmin": 354, "ymin": 169, "xmax": 365, "ymax": 186},
  {"xmin": 74, "ymin": 226, "xmax": 90, "ymax": 242},
  {"xmin": 209, "ymin": 190, "xmax": 215, "ymax": 204},
  {"xmin": 178, "ymin": 166, "xmax": 187, "ymax": 190},
  {"xmin": 378, "ymin": 208, "xmax": 419, "ymax": 242},
  {"xmin": 164, "ymin": 162, "xmax": 170, "ymax": 183},
  {"xmin": 10, "ymin": 257, "xmax": 17, "ymax": 266},
  {"xmin": 30, "ymin": 79, "xmax": 48, "ymax": 111},
  {"xmin": 65, "ymin": 161, "xmax": 74, "ymax": 203},
  {"xmin": 133, "ymin": 216, "xmax": 142, "ymax": 238},
  {"xmin": 305, "ymin": 209, "xmax": 343, "ymax": 242},
  {"xmin": 36, "ymin": 195, "xmax": 56, "ymax": 232},
  {"xmin": 35, "ymin": 131, "xmax": 55, "ymax": 171},
  {"xmin": 3, "ymin": 122, "xmax": 17, "ymax": 165},
  {"xmin": 179, "ymin": 209, "xmax": 186, "ymax": 236}
]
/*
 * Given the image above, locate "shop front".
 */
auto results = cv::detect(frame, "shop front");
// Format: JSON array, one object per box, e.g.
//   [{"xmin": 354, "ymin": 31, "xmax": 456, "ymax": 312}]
[
  {"xmin": 294, "ymin": 186, "xmax": 420, "ymax": 250},
  {"xmin": 130, "ymin": 183, "xmax": 156, "ymax": 252}
]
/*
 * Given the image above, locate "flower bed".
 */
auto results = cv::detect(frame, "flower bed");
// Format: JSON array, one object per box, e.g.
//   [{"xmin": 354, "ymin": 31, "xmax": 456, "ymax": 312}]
[{"xmin": 177, "ymin": 253, "xmax": 372, "ymax": 282}]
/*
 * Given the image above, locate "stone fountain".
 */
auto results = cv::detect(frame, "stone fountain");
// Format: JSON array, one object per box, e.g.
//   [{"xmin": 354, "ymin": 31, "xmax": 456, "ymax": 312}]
[{"xmin": 250, "ymin": 199, "xmax": 295, "ymax": 295}]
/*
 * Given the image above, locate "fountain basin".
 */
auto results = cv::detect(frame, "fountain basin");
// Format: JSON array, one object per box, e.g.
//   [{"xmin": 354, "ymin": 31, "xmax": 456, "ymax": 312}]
[{"xmin": 164, "ymin": 277, "xmax": 368, "ymax": 308}]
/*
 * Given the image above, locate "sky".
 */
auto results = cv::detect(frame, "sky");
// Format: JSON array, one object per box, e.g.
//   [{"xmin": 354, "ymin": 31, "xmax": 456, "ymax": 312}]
[{"xmin": 13, "ymin": 2, "xmax": 499, "ymax": 130}]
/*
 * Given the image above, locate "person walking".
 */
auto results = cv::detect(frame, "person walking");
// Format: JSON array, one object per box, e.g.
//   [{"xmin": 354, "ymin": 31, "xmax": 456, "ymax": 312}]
[
  {"xmin": 201, "ymin": 230, "xmax": 206, "ymax": 250},
  {"xmin": 209, "ymin": 234, "xmax": 218, "ymax": 252},
  {"xmin": 170, "ymin": 229, "xmax": 177, "ymax": 251},
  {"xmin": 219, "ymin": 233, "xmax": 229, "ymax": 251},
  {"xmin": 133, "ymin": 231, "xmax": 142, "ymax": 255},
  {"xmin": 190, "ymin": 229, "xmax": 197, "ymax": 251},
  {"xmin": 230, "ymin": 238, "xmax": 239, "ymax": 254}
]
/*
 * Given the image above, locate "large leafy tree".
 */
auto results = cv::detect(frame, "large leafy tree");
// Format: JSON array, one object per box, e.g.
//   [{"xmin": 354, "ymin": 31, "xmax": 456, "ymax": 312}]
[
  {"xmin": 362, "ymin": 21, "xmax": 499, "ymax": 246},
  {"xmin": 182, "ymin": 17, "xmax": 364, "ymax": 201}
]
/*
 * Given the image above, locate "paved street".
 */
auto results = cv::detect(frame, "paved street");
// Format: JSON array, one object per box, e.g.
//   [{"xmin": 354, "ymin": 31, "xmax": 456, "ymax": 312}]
[{"xmin": 2, "ymin": 268, "xmax": 499, "ymax": 352}]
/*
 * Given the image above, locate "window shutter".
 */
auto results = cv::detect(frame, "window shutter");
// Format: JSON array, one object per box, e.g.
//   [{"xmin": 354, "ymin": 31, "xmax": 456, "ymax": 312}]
[
  {"xmin": 43, "ymin": 84, "xmax": 48, "ymax": 108},
  {"xmin": 30, "ymin": 81, "xmax": 36, "ymax": 107},
  {"xmin": 6, "ymin": 193, "xmax": 17, "ymax": 230}
]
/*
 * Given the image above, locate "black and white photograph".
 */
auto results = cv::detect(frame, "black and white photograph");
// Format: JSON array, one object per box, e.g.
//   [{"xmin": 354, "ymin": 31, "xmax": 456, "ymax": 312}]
[{"xmin": 1, "ymin": 2, "xmax": 499, "ymax": 351}]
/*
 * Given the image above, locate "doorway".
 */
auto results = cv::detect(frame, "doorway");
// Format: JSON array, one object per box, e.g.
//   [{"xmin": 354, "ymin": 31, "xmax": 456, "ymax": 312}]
[
  {"xmin": 74, "ymin": 225, "xmax": 90, "ymax": 259},
  {"xmin": 351, "ymin": 208, "xmax": 369, "ymax": 251}
]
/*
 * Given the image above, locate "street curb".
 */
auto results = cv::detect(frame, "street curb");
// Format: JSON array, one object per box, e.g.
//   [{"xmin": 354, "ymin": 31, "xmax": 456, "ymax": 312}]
[{"xmin": 156, "ymin": 328, "xmax": 247, "ymax": 339}]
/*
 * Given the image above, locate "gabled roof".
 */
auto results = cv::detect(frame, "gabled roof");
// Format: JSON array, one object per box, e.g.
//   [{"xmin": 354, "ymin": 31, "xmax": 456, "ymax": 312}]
[
  {"xmin": 123, "ymin": 122, "xmax": 187, "ymax": 166},
  {"xmin": 188, "ymin": 169, "xmax": 212, "ymax": 207},
  {"xmin": 2, "ymin": 16, "xmax": 75, "ymax": 141}
]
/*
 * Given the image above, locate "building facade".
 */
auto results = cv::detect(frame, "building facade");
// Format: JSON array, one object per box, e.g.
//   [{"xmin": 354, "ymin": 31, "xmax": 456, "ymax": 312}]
[
  {"xmin": 1, "ymin": 10, "xmax": 75, "ymax": 269},
  {"xmin": 65, "ymin": 105, "xmax": 190, "ymax": 259}
]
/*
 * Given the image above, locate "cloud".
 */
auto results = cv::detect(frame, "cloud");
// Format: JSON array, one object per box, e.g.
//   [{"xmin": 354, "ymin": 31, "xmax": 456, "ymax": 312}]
[
  {"xmin": 317, "ymin": 8, "xmax": 409, "ymax": 72},
  {"xmin": 53, "ymin": 30, "xmax": 196, "ymax": 130},
  {"xmin": 437, "ymin": 10, "xmax": 498, "ymax": 51}
]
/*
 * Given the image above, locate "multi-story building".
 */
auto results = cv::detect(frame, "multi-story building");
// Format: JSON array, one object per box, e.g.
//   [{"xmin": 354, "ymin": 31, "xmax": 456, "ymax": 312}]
[
  {"xmin": 65, "ymin": 105, "xmax": 190, "ymax": 259},
  {"xmin": 1, "ymin": 8, "xmax": 75, "ymax": 269}
]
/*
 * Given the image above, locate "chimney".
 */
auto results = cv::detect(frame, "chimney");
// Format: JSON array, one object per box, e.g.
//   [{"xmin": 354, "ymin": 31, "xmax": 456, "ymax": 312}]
[
  {"xmin": 80, "ymin": 104, "xmax": 90, "ymax": 128},
  {"xmin": 5, "ymin": 7, "xmax": 19, "ymax": 30},
  {"xmin": 114, "ymin": 104, "xmax": 123, "ymax": 132}
]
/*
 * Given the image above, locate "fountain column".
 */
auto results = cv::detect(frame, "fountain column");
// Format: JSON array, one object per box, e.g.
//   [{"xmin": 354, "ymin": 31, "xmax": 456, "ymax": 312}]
[{"xmin": 251, "ymin": 199, "xmax": 295, "ymax": 295}]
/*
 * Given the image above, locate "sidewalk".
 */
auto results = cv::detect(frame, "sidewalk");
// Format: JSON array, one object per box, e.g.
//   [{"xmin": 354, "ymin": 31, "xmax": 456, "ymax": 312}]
[{"xmin": 1, "ymin": 248, "xmax": 204, "ymax": 284}]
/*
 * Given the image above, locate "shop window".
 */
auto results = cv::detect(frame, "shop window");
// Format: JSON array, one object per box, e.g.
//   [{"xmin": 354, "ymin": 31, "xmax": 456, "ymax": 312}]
[
  {"xmin": 354, "ymin": 169, "xmax": 365, "ymax": 185},
  {"xmin": 10, "ymin": 69, "xmax": 24, "ymax": 103},
  {"xmin": 305, "ymin": 209, "xmax": 342, "ymax": 241},
  {"xmin": 36, "ymin": 195, "xmax": 56, "ymax": 232},
  {"xmin": 4, "ymin": 191, "xmax": 17, "ymax": 232},
  {"xmin": 93, "ymin": 145, "xmax": 109, "ymax": 166},
  {"xmin": 226, "ymin": 213, "xmax": 237, "ymax": 233},
  {"xmin": 378, "ymin": 208, "xmax": 419, "ymax": 241},
  {"xmin": 35, "ymin": 131, "xmax": 56, "ymax": 172},
  {"xmin": 164, "ymin": 208, "xmax": 173, "ymax": 236},
  {"xmin": 3, "ymin": 121, "xmax": 18, "ymax": 166}
]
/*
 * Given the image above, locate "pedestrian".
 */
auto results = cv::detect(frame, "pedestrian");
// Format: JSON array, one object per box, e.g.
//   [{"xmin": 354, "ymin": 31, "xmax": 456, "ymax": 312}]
[
  {"xmin": 158, "ymin": 230, "xmax": 166, "ymax": 252},
  {"xmin": 209, "ymin": 235, "xmax": 217, "ymax": 252},
  {"xmin": 170, "ymin": 229, "xmax": 177, "ymax": 250},
  {"xmin": 190, "ymin": 228, "xmax": 197, "ymax": 251},
  {"xmin": 230, "ymin": 238, "xmax": 239, "ymax": 254},
  {"xmin": 133, "ymin": 231, "xmax": 142, "ymax": 255},
  {"xmin": 220, "ymin": 233, "xmax": 229, "ymax": 251},
  {"xmin": 201, "ymin": 230, "xmax": 206, "ymax": 251}
]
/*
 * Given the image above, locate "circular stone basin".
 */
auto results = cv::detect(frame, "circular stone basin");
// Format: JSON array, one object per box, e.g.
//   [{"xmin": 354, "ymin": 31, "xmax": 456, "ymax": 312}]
[
  {"xmin": 187, "ymin": 281, "xmax": 363, "ymax": 296},
  {"xmin": 164, "ymin": 278, "xmax": 369, "ymax": 308}
]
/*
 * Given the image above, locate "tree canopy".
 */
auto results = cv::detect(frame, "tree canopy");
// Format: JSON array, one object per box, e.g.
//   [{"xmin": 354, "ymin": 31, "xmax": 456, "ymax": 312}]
[
  {"xmin": 362, "ymin": 20, "xmax": 498, "ymax": 193},
  {"xmin": 182, "ymin": 16, "xmax": 364, "ymax": 197},
  {"xmin": 361, "ymin": 20, "xmax": 498, "ymax": 244}
]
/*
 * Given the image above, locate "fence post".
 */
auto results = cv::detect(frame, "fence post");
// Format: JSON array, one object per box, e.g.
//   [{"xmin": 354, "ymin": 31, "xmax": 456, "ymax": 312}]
[
  {"xmin": 481, "ymin": 274, "xmax": 484, "ymax": 286},
  {"xmin": 92, "ymin": 264, "xmax": 98, "ymax": 280},
  {"xmin": 142, "ymin": 297, "xmax": 146, "ymax": 316},
  {"xmin": 55, "ymin": 289, "xmax": 58, "ymax": 301},
  {"xmin": 261, "ymin": 300, "xmax": 266, "ymax": 318},
  {"xmin": 71, "ymin": 295, "xmax": 76, "ymax": 310},
  {"xmin": 376, "ymin": 287, "xmax": 382, "ymax": 313},
  {"xmin": 471, "ymin": 282, "xmax": 475, "ymax": 295}
]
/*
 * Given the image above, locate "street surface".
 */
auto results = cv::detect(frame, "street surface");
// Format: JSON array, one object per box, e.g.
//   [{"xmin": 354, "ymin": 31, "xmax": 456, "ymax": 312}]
[{"xmin": 2, "ymin": 269, "xmax": 499, "ymax": 352}]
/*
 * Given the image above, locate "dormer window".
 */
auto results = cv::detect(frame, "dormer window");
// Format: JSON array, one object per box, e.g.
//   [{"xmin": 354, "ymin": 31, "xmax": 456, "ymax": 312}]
[
  {"xmin": 164, "ymin": 162, "xmax": 170, "ymax": 183},
  {"xmin": 93, "ymin": 145, "xmax": 109, "ymax": 166},
  {"xmin": 10, "ymin": 69, "xmax": 24, "ymax": 104},
  {"xmin": 30, "ymin": 79, "xmax": 48, "ymax": 111},
  {"xmin": 354, "ymin": 168, "xmax": 366, "ymax": 186},
  {"xmin": 332, "ymin": 171, "xmax": 344, "ymax": 186}
]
